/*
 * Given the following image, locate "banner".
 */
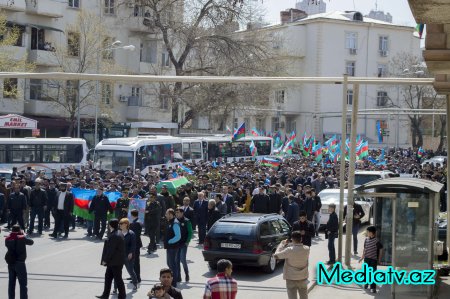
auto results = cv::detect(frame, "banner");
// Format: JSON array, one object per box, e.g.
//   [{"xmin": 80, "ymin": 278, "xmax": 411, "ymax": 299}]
[{"xmin": 127, "ymin": 198, "xmax": 147, "ymax": 224}]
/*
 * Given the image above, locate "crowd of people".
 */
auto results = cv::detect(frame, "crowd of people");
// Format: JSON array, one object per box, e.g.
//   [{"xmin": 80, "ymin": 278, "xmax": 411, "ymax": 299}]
[{"xmin": 1, "ymin": 147, "xmax": 447, "ymax": 299}]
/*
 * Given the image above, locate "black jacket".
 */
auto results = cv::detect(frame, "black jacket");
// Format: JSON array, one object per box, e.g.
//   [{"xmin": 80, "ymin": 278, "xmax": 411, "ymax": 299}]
[
  {"xmin": 181, "ymin": 206, "xmax": 194, "ymax": 221},
  {"xmin": 101, "ymin": 229, "xmax": 125, "ymax": 267},
  {"xmin": 89, "ymin": 194, "xmax": 113, "ymax": 216},
  {"xmin": 268, "ymin": 192, "xmax": 282, "ymax": 214},
  {"xmin": 326, "ymin": 212, "xmax": 339, "ymax": 233},
  {"xmin": 311, "ymin": 195, "xmax": 322, "ymax": 213},
  {"xmin": 167, "ymin": 286, "xmax": 183, "ymax": 299},
  {"xmin": 344, "ymin": 203, "xmax": 366, "ymax": 226},
  {"xmin": 7, "ymin": 192, "xmax": 27, "ymax": 211},
  {"xmin": 145, "ymin": 200, "xmax": 161, "ymax": 228},
  {"xmin": 250, "ymin": 193, "xmax": 270, "ymax": 214},
  {"xmin": 207, "ymin": 208, "xmax": 222, "ymax": 231},
  {"xmin": 54, "ymin": 191, "xmax": 74, "ymax": 215},
  {"xmin": 291, "ymin": 220, "xmax": 315, "ymax": 246},
  {"xmin": 5, "ymin": 232, "xmax": 34, "ymax": 263},
  {"xmin": 129, "ymin": 219, "xmax": 143, "ymax": 251},
  {"xmin": 123, "ymin": 230, "xmax": 136, "ymax": 259},
  {"xmin": 29, "ymin": 188, "xmax": 48, "ymax": 208},
  {"xmin": 46, "ymin": 188, "xmax": 58, "ymax": 210}
]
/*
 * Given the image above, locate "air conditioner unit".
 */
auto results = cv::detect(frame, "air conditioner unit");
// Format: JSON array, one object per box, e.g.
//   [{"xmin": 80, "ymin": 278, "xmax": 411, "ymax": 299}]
[
  {"xmin": 379, "ymin": 50, "xmax": 388, "ymax": 57},
  {"xmin": 349, "ymin": 48, "xmax": 357, "ymax": 55},
  {"xmin": 119, "ymin": 95, "xmax": 129, "ymax": 102}
]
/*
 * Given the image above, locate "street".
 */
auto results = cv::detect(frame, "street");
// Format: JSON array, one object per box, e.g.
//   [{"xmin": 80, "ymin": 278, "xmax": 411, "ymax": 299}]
[{"xmin": 0, "ymin": 222, "xmax": 370, "ymax": 298}]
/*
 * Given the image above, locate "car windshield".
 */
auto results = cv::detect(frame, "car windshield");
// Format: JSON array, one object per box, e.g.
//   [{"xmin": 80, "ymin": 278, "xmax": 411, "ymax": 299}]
[
  {"xmin": 94, "ymin": 150, "xmax": 134, "ymax": 172},
  {"xmin": 212, "ymin": 222, "xmax": 254, "ymax": 236},
  {"xmin": 354, "ymin": 174, "xmax": 381, "ymax": 186}
]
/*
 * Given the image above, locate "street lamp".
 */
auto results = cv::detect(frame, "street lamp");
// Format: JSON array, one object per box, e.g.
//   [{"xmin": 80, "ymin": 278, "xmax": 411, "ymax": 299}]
[{"xmin": 94, "ymin": 42, "xmax": 135, "ymax": 146}]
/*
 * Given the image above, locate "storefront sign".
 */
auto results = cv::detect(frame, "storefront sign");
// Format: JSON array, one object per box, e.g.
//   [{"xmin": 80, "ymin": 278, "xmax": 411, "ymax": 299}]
[
  {"xmin": 0, "ymin": 114, "xmax": 38, "ymax": 130},
  {"xmin": 32, "ymin": 129, "xmax": 40, "ymax": 137}
]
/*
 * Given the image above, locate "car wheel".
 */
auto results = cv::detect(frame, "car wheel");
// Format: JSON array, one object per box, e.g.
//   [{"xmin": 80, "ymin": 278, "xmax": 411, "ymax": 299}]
[
  {"xmin": 208, "ymin": 261, "xmax": 217, "ymax": 270},
  {"xmin": 263, "ymin": 252, "xmax": 277, "ymax": 273}
]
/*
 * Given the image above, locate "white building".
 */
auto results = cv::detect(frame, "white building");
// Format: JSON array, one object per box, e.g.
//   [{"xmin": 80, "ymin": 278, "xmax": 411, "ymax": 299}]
[
  {"xmin": 295, "ymin": 0, "xmax": 326, "ymax": 16},
  {"xmin": 0, "ymin": 0, "xmax": 177, "ymax": 146},
  {"xmin": 230, "ymin": 10, "xmax": 420, "ymax": 148}
]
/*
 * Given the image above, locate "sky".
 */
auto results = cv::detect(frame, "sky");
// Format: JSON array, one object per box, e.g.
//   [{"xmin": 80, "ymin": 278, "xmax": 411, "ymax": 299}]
[{"xmin": 261, "ymin": 0, "xmax": 417, "ymax": 26}]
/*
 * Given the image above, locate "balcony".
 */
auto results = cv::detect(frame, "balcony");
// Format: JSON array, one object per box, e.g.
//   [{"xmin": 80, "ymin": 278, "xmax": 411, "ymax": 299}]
[
  {"xmin": 28, "ymin": 49, "xmax": 59, "ymax": 67},
  {"xmin": 25, "ymin": 0, "xmax": 63, "ymax": 18},
  {"xmin": 2, "ymin": 46, "xmax": 27, "ymax": 61},
  {"xmin": 1, "ymin": 98, "xmax": 24, "ymax": 114},
  {"xmin": 24, "ymin": 99, "xmax": 64, "ymax": 117},
  {"xmin": 127, "ymin": 17, "xmax": 158, "ymax": 33},
  {"xmin": 127, "ymin": 105, "xmax": 151, "ymax": 121},
  {"xmin": 0, "ymin": 0, "xmax": 26, "ymax": 11}
]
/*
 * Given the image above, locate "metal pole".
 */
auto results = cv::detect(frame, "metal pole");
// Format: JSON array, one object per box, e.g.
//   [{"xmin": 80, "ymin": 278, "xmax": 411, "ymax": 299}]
[
  {"xmin": 446, "ymin": 95, "xmax": 450, "ymax": 266},
  {"xmin": 76, "ymin": 80, "xmax": 81, "ymax": 138},
  {"xmin": 94, "ymin": 51, "xmax": 100, "ymax": 146},
  {"xmin": 338, "ymin": 74, "xmax": 348, "ymax": 263},
  {"xmin": 396, "ymin": 85, "xmax": 400, "ymax": 148},
  {"xmin": 345, "ymin": 83, "xmax": 360, "ymax": 267}
]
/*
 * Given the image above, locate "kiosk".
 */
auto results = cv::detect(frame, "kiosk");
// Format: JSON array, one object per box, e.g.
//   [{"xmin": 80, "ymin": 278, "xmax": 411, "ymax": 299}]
[{"xmin": 356, "ymin": 178, "xmax": 443, "ymax": 299}]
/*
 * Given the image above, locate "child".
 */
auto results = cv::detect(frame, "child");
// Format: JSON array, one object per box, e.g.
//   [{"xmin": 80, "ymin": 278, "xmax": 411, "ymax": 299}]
[
  {"xmin": 359, "ymin": 225, "xmax": 383, "ymax": 293},
  {"xmin": 147, "ymin": 283, "xmax": 173, "ymax": 299}
]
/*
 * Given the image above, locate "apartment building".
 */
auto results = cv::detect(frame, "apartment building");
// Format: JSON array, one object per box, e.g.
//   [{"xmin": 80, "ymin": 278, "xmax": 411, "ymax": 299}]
[
  {"xmin": 0, "ymin": 0, "xmax": 177, "ymax": 146},
  {"xmin": 229, "ymin": 10, "xmax": 421, "ymax": 148}
]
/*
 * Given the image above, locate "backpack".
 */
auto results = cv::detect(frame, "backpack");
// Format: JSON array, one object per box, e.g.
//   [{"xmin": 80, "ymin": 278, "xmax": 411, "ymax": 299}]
[{"xmin": 4, "ymin": 239, "xmax": 17, "ymax": 265}]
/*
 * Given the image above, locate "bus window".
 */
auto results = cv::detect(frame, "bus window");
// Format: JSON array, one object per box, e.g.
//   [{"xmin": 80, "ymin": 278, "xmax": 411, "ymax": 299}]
[
  {"xmin": 256, "ymin": 140, "xmax": 271, "ymax": 155},
  {"xmin": 208, "ymin": 142, "xmax": 219, "ymax": 160},
  {"xmin": 94, "ymin": 150, "xmax": 133, "ymax": 172},
  {"xmin": 218, "ymin": 142, "xmax": 232, "ymax": 158},
  {"xmin": 190, "ymin": 142, "xmax": 202, "ymax": 160},
  {"xmin": 147, "ymin": 144, "xmax": 172, "ymax": 165},
  {"xmin": 173, "ymin": 143, "xmax": 183, "ymax": 162},
  {"xmin": 42, "ymin": 144, "xmax": 83, "ymax": 163},
  {"xmin": 11, "ymin": 144, "xmax": 40, "ymax": 163},
  {"xmin": 0, "ymin": 144, "xmax": 6, "ymax": 163},
  {"xmin": 182, "ymin": 143, "xmax": 190, "ymax": 160},
  {"xmin": 231, "ymin": 141, "xmax": 246, "ymax": 157}
]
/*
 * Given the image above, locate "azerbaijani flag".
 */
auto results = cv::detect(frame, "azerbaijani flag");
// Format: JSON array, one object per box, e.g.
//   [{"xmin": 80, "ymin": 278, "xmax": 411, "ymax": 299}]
[
  {"xmin": 72, "ymin": 188, "xmax": 121, "ymax": 221},
  {"xmin": 249, "ymin": 140, "xmax": 257, "ymax": 157},
  {"xmin": 251, "ymin": 128, "xmax": 260, "ymax": 137},
  {"xmin": 178, "ymin": 164, "xmax": 194, "ymax": 174},
  {"xmin": 414, "ymin": 23, "xmax": 425, "ymax": 39},
  {"xmin": 288, "ymin": 131, "xmax": 297, "ymax": 141},
  {"xmin": 282, "ymin": 139, "xmax": 294, "ymax": 154},
  {"xmin": 226, "ymin": 125, "xmax": 232, "ymax": 135},
  {"xmin": 376, "ymin": 120, "xmax": 383, "ymax": 143},
  {"xmin": 417, "ymin": 147, "xmax": 425, "ymax": 158},
  {"xmin": 232, "ymin": 122, "xmax": 245, "ymax": 141},
  {"xmin": 312, "ymin": 142, "xmax": 323, "ymax": 162},
  {"xmin": 261, "ymin": 157, "xmax": 280, "ymax": 168},
  {"xmin": 357, "ymin": 141, "xmax": 369, "ymax": 159}
]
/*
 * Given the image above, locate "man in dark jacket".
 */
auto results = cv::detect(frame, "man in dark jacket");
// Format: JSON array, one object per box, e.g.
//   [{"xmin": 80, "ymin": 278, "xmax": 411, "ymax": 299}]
[
  {"xmin": 96, "ymin": 219, "xmax": 126, "ymax": 299},
  {"xmin": 286, "ymin": 195, "xmax": 299, "ymax": 225},
  {"xmin": 50, "ymin": 183, "xmax": 74, "ymax": 239},
  {"xmin": 145, "ymin": 194, "xmax": 161, "ymax": 253},
  {"xmin": 344, "ymin": 202, "xmax": 366, "ymax": 254},
  {"xmin": 268, "ymin": 186, "xmax": 282, "ymax": 214},
  {"xmin": 115, "ymin": 218, "xmax": 138, "ymax": 291},
  {"xmin": 7, "ymin": 184, "xmax": 27, "ymax": 229},
  {"xmin": 44, "ymin": 180, "xmax": 58, "ymax": 229},
  {"xmin": 193, "ymin": 192, "xmax": 209, "ymax": 244},
  {"xmin": 129, "ymin": 209, "xmax": 143, "ymax": 282},
  {"xmin": 28, "ymin": 180, "xmax": 48, "ymax": 235},
  {"xmin": 207, "ymin": 200, "xmax": 222, "ymax": 231},
  {"xmin": 222, "ymin": 186, "xmax": 235, "ymax": 214},
  {"xmin": 291, "ymin": 211, "xmax": 315, "ymax": 247},
  {"xmin": 250, "ymin": 187, "xmax": 270, "ymax": 214},
  {"xmin": 175, "ymin": 206, "xmax": 193, "ymax": 283},
  {"xmin": 89, "ymin": 186, "xmax": 113, "ymax": 240},
  {"xmin": 311, "ymin": 190, "xmax": 322, "ymax": 237},
  {"xmin": 302, "ymin": 190, "xmax": 314, "ymax": 222},
  {"xmin": 5, "ymin": 224, "xmax": 34, "ymax": 299},
  {"xmin": 326, "ymin": 204, "xmax": 338, "ymax": 265}
]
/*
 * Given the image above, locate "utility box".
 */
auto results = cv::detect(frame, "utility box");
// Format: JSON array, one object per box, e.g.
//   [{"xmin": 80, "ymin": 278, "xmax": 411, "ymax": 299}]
[{"xmin": 356, "ymin": 178, "xmax": 443, "ymax": 299}]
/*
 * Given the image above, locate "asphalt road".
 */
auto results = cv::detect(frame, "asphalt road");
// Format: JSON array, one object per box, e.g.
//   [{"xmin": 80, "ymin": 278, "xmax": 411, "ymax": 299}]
[{"xmin": 0, "ymin": 221, "xmax": 367, "ymax": 299}]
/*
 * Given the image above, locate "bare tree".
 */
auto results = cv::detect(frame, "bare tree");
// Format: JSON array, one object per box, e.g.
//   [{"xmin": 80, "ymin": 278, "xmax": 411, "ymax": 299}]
[{"xmin": 389, "ymin": 52, "xmax": 438, "ymax": 148}]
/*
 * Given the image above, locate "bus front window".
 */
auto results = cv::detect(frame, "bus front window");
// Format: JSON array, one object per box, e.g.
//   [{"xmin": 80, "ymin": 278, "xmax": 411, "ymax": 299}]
[{"xmin": 94, "ymin": 150, "xmax": 134, "ymax": 172}]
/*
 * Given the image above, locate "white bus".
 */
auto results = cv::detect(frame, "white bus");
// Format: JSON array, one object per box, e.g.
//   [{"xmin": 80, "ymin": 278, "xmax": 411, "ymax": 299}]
[
  {"xmin": 0, "ymin": 137, "xmax": 88, "ymax": 174},
  {"xmin": 94, "ymin": 136, "xmax": 184, "ymax": 173},
  {"xmin": 190, "ymin": 135, "xmax": 273, "ymax": 161}
]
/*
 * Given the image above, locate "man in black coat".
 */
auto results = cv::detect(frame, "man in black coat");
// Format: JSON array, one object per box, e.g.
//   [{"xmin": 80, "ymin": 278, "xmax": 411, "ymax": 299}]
[
  {"xmin": 207, "ymin": 200, "xmax": 222, "ymax": 231},
  {"xmin": 250, "ymin": 187, "xmax": 270, "ymax": 214},
  {"xmin": 96, "ymin": 219, "xmax": 126, "ymax": 299},
  {"xmin": 50, "ymin": 183, "xmax": 74, "ymax": 239},
  {"xmin": 5, "ymin": 224, "xmax": 34, "ymax": 299},
  {"xmin": 193, "ymin": 192, "xmax": 209, "ymax": 244},
  {"xmin": 129, "ymin": 209, "xmax": 143, "ymax": 282},
  {"xmin": 181, "ymin": 197, "xmax": 194, "ymax": 221},
  {"xmin": 326, "ymin": 204, "xmax": 338, "ymax": 265},
  {"xmin": 44, "ymin": 180, "xmax": 58, "ymax": 229},
  {"xmin": 89, "ymin": 186, "xmax": 113, "ymax": 240},
  {"xmin": 145, "ymin": 194, "xmax": 161, "ymax": 253},
  {"xmin": 286, "ymin": 195, "xmax": 299, "ymax": 225},
  {"xmin": 7, "ymin": 184, "xmax": 27, "ymax": 229},
  {"xmin": 311, "ymin": 189, "xmax": 322, "ymax": 237},
  {"xmin": 302, "ymin": 190, "xmax": 314, "ymax": 222},
  {"xmin": 291, "ymin": 211, "xmax": 315, "ymax": 246},
  {"xmin": 344, "ymin": 202, "xmax": 366, "ymax": 254},
  {"xmin": 28, "ymin": 180, "xmax": 48, "ymax": 235},
  {"xmin": 268, "ymin": 186, "xmax": 282, "ymax": 214}
]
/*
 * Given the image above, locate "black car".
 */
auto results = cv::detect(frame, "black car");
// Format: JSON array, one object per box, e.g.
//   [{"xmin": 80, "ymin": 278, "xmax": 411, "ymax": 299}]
[{"xmin": 202, "ymin": 213, "xmax": 291, "ymax": 273}]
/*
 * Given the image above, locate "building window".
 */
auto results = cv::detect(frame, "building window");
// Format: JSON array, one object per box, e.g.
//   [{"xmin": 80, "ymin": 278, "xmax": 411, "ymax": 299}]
[
  {"xmin": 161, "ymin": 51, "xmax": 170, "ymax": 67},
  {"xmin": 102, "ymin": 38, "xmax": 114, "ymax": 60},
  {"xmin": 159, "ymin": 93, "xmax": 169, "ymax": 110},
  {"xmin": 140, "ymin": 40, "xmax": 157, "ymax": 63},
  {"xmin": 3, "ymin": 78, "xmax": 18, "ymax": 98},
  {"xmin": 345, "ymin": 32, "xmax": 357, "ymax": 51},
  {"xmin": 67, "ymin": 32, "xmax": 80, "ymax": 57},
  {"xmin": 101, "ymin": 83, "xmax": 112, "ymax": 105},
  {"xmin": 30, "ymin": 27, "xmax": 45, "ymax": 50},
  {"xmin": 347, "ymin": 89, "xmax": 353, "ymax": 105},
  {"xmin": 256, "ymin": 118, "xmax": 265, "ymax": 132},
  {"xmin": 66, "ymin": 80, "xmax": 77, "ymax": 103},
  {"xmin": 68, "ymin": 0, "xmax": 80, "ymax": 8},
  {"xmin": 104, "ymin": 0, "xmax": 115, "ymax": 15},
  {"xmin": 29, "ymin": 79, "xmax": 44, "ymax": 100},
  {"xmin": 271, "ymin": 117, "xmax": 280, "ymax": 132},
  {"xmin": 346, "ymin": 117, "xmax": 351, "ymax": 133},
  {"xmin": 379, "ymin": 36, "xmax": 389, "ymax": 56},
  {"xmin": 275, "ymin": 90, "xmax": 285, "ymax": 104},
  {"xmin": 128, "ymin": 86, "xmax": 141, "ymax": 106},
  {"xmin": 286, "ymin": 119, "xmax": 296, "ymax": 133},
  {"xmin": 377, "ymin": 91, "xmax": 388, "ymax": 107},
  {"xmin": 377, "ymin": 64, "xmax": 387, "ymax": 77},
  {"xmin": 346, "ymin": 61, "xmax": 355, "ymax": 76}
]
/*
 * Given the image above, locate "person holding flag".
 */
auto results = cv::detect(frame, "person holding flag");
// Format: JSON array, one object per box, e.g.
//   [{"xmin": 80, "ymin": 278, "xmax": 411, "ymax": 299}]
[
  {"xmin": 249, "ymin": 140, "xmax": 257, "ymax": 157},
  {"xmin": 232, "ymin": 123, "xmax": 245, "ymax": 141}
]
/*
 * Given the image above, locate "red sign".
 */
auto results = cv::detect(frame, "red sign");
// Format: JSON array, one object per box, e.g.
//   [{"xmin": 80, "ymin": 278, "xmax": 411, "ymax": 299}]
[
  {"xmin": 0, "ymin": 114, "xmax": 37, "ymax": 130},
  {"xmin": 32, "ymin": 129, "xmax": 40, "ymax": 137}
]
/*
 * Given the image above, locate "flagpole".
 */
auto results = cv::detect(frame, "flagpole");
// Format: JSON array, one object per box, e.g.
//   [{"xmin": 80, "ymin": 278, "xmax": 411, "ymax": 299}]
[
  {"xmin": 338, "ymin": 74, "xmax": 348, "ymax": 263},
  {"xmin": 345, "ymin": 83, "xmax": 360, "ymax": 268}
]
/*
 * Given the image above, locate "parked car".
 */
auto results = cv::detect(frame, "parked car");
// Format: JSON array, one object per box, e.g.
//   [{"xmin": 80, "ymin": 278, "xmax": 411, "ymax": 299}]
[
  {"xmin": 202, "ymin": 213, "xmax": 291, "ymax": 273},
  {"xmin": 422, "ymin": 156, "xmax": 447, "ymax": 168},
  {"xmin": 318, "ymin": 189, "xmax": 372, "ymax": 227},
  {"xmin": 0, "ymin": 168, "xmax": 12, "ymax": 187}
]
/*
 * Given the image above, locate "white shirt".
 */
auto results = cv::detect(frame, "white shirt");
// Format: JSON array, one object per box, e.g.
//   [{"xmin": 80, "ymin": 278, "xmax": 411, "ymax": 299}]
[{"xmin": 58, "ymin": 191, "xmax": 66, "ymax": 210}]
